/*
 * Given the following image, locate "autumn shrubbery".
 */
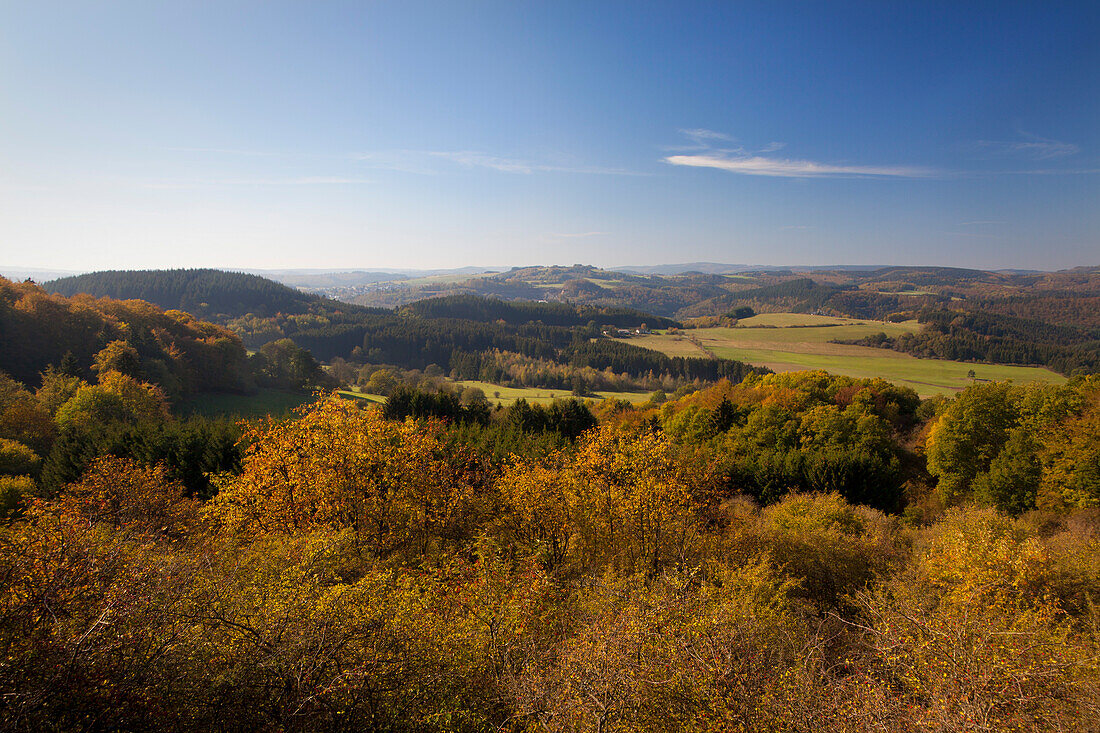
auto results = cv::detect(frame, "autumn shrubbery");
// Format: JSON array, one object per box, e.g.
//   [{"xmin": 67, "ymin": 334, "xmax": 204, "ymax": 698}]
[
  {"xmin": 2, "ymin": 379, "xmax": 1100, "ymax": 731},
  {"xmin": 851, "ymin": 508, "xmax": 1100, "ymax": 729}
]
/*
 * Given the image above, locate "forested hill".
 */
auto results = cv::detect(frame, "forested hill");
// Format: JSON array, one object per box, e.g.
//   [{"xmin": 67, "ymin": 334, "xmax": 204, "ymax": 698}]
[
  {"xmin": 45, "ymin": 268, "xmax": 321, "ymax": 318},
  {"xmin": 0, "ymin": 276, "xmax": 250, "ymax": 393},
  {"xmin": 399, "ymin": 293, "xmax": 678, "ymax": 329}
]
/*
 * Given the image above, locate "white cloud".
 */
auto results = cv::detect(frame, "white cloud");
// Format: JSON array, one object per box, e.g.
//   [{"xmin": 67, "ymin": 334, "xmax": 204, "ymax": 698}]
[
  {"xmin": 677, "ymin": 128, "xmax": 735, "ymax": 147},
  {"xmin": 662, "ymin": 130, "xmax": 923, "ymax": 178},
  {"xmin": 664, "ymin": 154, "xmax": 934, "ymax": 178}
]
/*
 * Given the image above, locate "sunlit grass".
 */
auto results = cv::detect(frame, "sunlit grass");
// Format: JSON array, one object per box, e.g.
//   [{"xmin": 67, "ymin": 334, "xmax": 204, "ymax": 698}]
[
  {"xmin": 453, "ymin": 380, "xmax": 652, "ymax": 406},
  {"xmin": 633, "ymin": 314, "xmax": 1066, "ymax": 397}
]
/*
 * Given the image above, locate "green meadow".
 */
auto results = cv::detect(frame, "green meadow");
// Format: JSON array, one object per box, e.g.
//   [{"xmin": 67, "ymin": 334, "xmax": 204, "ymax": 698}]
[{"xmin": 637, "ymin": 314, "xmax": 1067, "ymax": 397}]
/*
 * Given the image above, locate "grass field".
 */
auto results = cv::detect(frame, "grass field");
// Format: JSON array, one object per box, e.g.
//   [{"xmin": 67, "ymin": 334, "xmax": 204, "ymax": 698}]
[
  {"xmin": 622, "ymin": 333, "xmax": 712, "ymax": 358},
  {"xmin": 335, "ymin": 388, "xmax": 386, "ymax": 405},
  {"xmin": 636, "ymin": 313, "xmax": 1068, "ymax": 397},
  {"xmin": 175, "ymin": 388, "xmax": 316, "ymax": 419},
  {"xmin": 453, "ymin": 380, "xmax": 653, "ymax": 406}
]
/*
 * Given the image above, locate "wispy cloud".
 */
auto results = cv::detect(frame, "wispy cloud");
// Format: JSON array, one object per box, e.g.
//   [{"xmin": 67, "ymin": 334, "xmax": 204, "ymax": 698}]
[
  {"xmin": 665, "ymin": 153, "xmax": 934, "ymax": 178},
  {"xmin": 677, "ymin": 128, "xmax": 735, "ymax": 149},
  {"xmin": 985, "ymin": 167, "xmax": 1100, "ymax": 176},
  {"xmin": 971, "ymin": 132, "xmax": 1079, "ymax": 160},
  {"xmin": 668, "ymin": 129, "xmax": 784, "ymax": 155},
  {"xmin": 663, "ymin": 129, "xmax": 931, "ymax": 179},
  {"xmin": 427, "ymin": 151, "xmax": 540, "ymax": 174}
]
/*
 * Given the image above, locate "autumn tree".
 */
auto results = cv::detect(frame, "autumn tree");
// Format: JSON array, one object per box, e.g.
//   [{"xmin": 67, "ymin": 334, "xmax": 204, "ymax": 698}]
[
  {"xmin": 91, "ymin": 339, "xmax": 144, "ymax": 380},
  {"xmin": 54, "ymin": 370, "xmax": 170, "ymax": 431},
  {"xmin": 34, "ymin": 365, "xmax": 86, "ymax": 416},
  {"xmin": 0, "ymin": 372, "xmax": 56, "ymax": 456},
  {"xmin": 563, "ymin": 423, "xmax": 701, "ymax": 575},
  {"xmin": 211, "ymin": 396, "xmax": 488, "ymax": 559}
]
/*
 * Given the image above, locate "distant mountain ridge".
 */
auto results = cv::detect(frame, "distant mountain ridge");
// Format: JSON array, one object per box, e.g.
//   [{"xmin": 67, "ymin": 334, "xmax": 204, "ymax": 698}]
[{"xmin": 611, "ymin": 262, "xmax": 752, "ymax": 276}]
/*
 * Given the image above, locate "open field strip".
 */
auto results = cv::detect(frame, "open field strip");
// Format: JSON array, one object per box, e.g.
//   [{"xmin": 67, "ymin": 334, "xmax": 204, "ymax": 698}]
[
  {"xmin": 623, "ymin": 333, "xmax": 712, "ymax": 358},
  {"xmin": 631, "ymin": 313, "xmax": 1068, "ymax": 397},
  {"xmin": 335, "ymin": 388, "xmax": 386, "ymax": 404},
  {"xmin": 453, "ymin": 380, "xmax": 653, "ymax": 406},
  {"xmin": 176, "ymin": 388, "xmax": 316, "ymax": 418}
]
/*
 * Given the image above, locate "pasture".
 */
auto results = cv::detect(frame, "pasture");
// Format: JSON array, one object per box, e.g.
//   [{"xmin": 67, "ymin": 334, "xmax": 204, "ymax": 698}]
[{"xmin": 635, "ymin": 314, "xmax": 1067, "ymax": 396}]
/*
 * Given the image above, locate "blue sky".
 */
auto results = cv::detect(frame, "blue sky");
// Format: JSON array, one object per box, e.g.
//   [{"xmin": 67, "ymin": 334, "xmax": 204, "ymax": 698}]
[{"xmin": 1, "ymin": 1, "xmax": 1097, "ymax": 271}]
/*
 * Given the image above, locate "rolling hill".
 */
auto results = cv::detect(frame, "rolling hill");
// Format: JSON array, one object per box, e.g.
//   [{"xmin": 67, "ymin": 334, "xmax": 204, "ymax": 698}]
[{"xmin": 46, "ymin": 268, "xmax": 319, "ymax": 318}]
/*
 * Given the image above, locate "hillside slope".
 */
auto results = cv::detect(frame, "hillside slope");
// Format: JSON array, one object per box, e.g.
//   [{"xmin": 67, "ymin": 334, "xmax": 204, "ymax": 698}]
[{"xmin": 0, "ymin": 276, "xmax": 250, "ymax": 393}]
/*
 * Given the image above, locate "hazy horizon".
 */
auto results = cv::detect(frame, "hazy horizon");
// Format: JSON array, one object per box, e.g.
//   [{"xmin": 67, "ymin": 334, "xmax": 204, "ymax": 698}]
[
  {"xmin": 2, "ymin": 2, "xmax": 1097, "ymax": 271},
  {"xmin": 5, "ymin": 260, "xmax": 1095, "ymax": 288}
]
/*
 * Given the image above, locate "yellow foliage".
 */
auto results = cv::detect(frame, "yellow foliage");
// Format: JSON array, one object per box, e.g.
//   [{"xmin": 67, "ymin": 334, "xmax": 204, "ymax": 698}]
[
  {"xmin": 210, "ymin": 395, "xmax": 486, "ymax": 559},
  {"xmin": 855, "ymin": 507, "xmax": 1100, "ymax": 730}
]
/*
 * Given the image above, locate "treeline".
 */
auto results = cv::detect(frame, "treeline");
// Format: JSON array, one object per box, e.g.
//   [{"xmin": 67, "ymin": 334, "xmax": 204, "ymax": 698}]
[
  {"xmin": 842, "ymin": 308, "xmax": 1100, "ymax": 375},
  {"xmin": 292, "ymin": 317, "xmax": 568, "ymax": 366},
  {"xmin": 657, "ymin": 371, "xmax": 922, "ymax": 511},
  {"xmin": 565, "ymin": 338, "xmax": 765, "ymax": 384},
  {"xmin": 399, "ymin": 293, "xmax": 678, "ymax": 329},
  {"xmin": 384, "ymin": 387, "xmax": 598, "ymax": 443},
  {"xmin": 968, "ymin": 292, "xmax": 1100, "ymax": 330},
  {"xmin": 383, "ymin": 385, "xmax": 492, "ymax": 425},
  {"xmin": 20, "ymin": 276, "xmax": 765, "ymax": 398},
  {"xmin": 446, "ymin": 348, "xmax": 730, "ymax": 394},
  {"xmin": 290, "ymin": 304, "xmax": 764, "ymax": 388},
  {"xmin": 681, "ymin": 278, "xmax": 950, "ymax": 321}
]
